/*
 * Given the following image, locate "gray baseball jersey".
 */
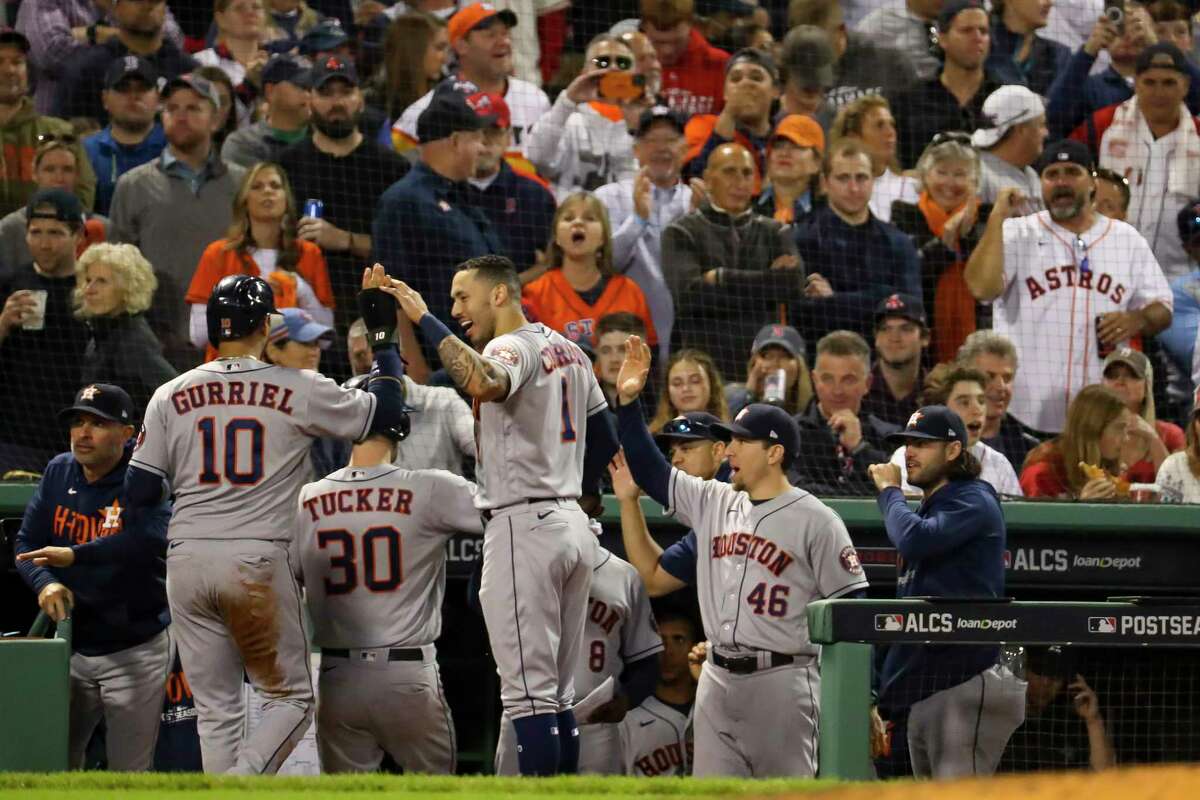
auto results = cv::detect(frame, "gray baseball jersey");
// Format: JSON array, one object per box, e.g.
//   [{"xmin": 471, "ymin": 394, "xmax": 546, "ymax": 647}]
[
  {"xmin": 665, "ymin": 474, "xmax": 869, "ymax": 653},
  {"xmin": 133, "ymin": 358, "xmax": 376, "ymax": 541},
  {"xmin": 576, "ymin": 547, "xmax": 663, "ymax": 699},
  {"xmin": 298, "ymin": 464, "xmax": 482, "ymax": 648},
  {"xmin": 619, "ymin": 696, "xmax": 692, "ymax": 776},
  {"xmin": 475, "ymin": 323, "xmax": 607, "ymax": 509}
]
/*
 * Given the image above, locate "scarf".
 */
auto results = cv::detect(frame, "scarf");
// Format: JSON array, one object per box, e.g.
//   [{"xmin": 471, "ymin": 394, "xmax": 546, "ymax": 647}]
[
  {"xmin": 918, "ymin": 191, "xmax": 976, "ymax": 363},
  {"xmin": 1099, "ymin": 96, "xmax": 1200, "ymax": 199}
]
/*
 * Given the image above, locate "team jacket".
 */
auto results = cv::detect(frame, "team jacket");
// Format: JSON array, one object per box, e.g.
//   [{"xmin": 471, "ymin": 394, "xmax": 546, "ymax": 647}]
[
  {"xmin": 660, "ymin": 28, "xmax": 729, "ymax": 117},
  {"xmin": 874, "ymin": 479, "xmax": 1006, "ymax": 714},
  {"xmin": 14, "ymin": 448, "xmax": 171, "ymax": 656},
  {"xmin": 522, "ymin": 269, "xmax": 658, "ymax": 347}
]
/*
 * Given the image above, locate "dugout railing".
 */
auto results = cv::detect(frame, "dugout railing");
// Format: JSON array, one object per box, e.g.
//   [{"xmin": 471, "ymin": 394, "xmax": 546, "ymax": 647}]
[{"xmin": 808, "ymin": 598, "xmax": 1200, "ymax": 780}]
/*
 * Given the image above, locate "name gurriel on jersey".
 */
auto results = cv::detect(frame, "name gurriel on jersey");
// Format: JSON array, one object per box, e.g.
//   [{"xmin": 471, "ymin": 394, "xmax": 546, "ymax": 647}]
[{"xmin": 169, "ymin": 380, "xmax": 297, "ymax": 416}]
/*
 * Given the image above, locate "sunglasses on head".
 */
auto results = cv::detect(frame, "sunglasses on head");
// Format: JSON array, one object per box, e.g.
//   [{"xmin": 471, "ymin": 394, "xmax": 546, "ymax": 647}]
[
  {"xmin": 929, "ymin": 131, "xmax": 972, "ymax": 147},
  {"xmin": 593, "ymin": 54, "xmax": 634, "ymax": 71},
  {"xmin": 660, "ymin": 418, "xmax": 713, "ymax": 438},
  {"xmin": 37, "ymin": 133, "xmax": 78, "ymax": 145}
]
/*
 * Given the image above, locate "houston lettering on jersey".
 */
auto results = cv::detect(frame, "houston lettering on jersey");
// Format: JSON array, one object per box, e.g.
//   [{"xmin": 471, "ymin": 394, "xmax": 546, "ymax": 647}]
[
  {"xmin": 634, "ymin": 741, "xmax": 694, "ymax": 776},
  {"xmin": 587, "ymin": 597, "xmax": 622, "ymax": 635},
  {"xmin": 52, "ymin": 500, "xmax": 124, "ymax": 544},
  {"xmin": 1025, "ymin": 266, "xmax": 1126, "ymax": 303},
  {"xmin": 711, "ymin": 532, "xmax": 795, "ymax": 576},
  {"xmin": 301, "ymin": 487, "xmax": 414, "ymax": 521},
  {"xmin": 170, "ymin": 381, "xmax": 296, "ymax": 416}
]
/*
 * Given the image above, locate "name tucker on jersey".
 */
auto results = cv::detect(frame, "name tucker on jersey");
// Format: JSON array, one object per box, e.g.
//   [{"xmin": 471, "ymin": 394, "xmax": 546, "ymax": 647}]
[
  {"xmin": 169, "ymin": 381, "xmax": 297, "ymax": 416},
  {"xmin": 302, "ymin": 488, "xmax": 414, "ymax": 522},
  {"xmin": 711, "ymin": 532, "xmax": 795, "ymax": 576}
]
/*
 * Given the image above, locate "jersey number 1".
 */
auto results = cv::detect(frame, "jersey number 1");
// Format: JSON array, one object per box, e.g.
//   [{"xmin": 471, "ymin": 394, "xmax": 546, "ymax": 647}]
[
  {"xmin": 197, "ymin": 417, "xmax": 264, "ymax": 485},
  {"xmin": 560, "ymin": 376, "xmax": 576, "ymax": 443}
]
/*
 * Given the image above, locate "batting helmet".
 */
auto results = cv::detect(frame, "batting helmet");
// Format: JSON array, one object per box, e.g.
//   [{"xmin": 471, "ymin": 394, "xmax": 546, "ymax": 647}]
[
  {"xmin": 207, "ymin": 274, "xmax": 277, "ymax": 347},
  {"xmin": 342, "ymin": 373, "xmax": 413, "ymax": 442}
]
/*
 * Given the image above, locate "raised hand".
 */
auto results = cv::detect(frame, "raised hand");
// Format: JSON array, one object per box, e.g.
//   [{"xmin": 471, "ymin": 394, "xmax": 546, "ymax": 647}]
[
  {"xmin": 616, "ymin": 335, "xmax": 652, "ymax": 405},
  {"xmin": 608, "ymin": 449, "xmax": 642, "ymax": 501}
]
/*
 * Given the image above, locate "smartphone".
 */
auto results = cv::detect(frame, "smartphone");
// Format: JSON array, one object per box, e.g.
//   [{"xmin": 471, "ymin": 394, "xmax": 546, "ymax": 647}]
[
  {"xmin": 1096, "ymin": 314, "xmax": 1116, "ymax": 359},
  {"xmin": 1103, "ymin": 0, "xmax": 1125, "ymax": 28},
  {"xmin": 598, "ymin": 72, "xmax": 646, "ymax": 103}
]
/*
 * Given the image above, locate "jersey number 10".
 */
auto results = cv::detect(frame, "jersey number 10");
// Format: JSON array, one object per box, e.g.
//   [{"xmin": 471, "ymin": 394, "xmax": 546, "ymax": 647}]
[
  {"xmin": 197, "ymin": 417, "xmax": 264, "ymax": 484},
  {"xmin": 318, "ymin": 526, "xmax": 404, "ymax": 595}
]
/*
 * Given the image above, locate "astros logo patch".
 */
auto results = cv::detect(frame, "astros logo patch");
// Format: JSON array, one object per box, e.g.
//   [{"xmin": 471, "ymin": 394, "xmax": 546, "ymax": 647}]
[{"xmin": 839, "ymin": 545, "xmax": 863, "ymax": 575}]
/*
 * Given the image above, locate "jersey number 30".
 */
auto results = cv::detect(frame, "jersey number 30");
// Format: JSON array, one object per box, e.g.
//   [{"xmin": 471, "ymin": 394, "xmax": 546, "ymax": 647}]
[{"xmin": 317, "ymin": 526, "xmax": 404, "ymax": 595}]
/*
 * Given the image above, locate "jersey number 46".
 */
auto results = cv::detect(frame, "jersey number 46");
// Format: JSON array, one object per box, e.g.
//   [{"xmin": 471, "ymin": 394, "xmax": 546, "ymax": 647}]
[
  {"xmin": 317, "ymin": 526, "xmax": 404, "ymax": 594},
  {"xmin": 747, "ymin": 582, "xmax": 789, "ymax": 617}
]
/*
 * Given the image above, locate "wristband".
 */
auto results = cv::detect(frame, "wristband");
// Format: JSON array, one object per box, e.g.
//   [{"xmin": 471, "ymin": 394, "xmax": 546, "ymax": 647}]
[{"xmin": 418, "ymin": 312, "xmax": 454, "ymax": 349}]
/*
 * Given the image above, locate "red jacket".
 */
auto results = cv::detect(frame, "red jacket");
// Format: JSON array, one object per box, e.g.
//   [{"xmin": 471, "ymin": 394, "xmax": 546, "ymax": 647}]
[
  {"xmin": 660, "ymin": 28, "xmax": 729, "ymax": 117},
  {"xmin": 1069, "ymin": 102, "xmax": 1200, "ymax": 154}
]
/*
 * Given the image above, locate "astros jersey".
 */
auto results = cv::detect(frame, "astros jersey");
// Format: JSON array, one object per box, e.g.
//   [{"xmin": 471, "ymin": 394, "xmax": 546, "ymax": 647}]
[
  {"xmin": 575, "ymin": 547, "xmax": 663, "ymax": 700},
  {"xmin": 665, "ymin": 473, "xmax": 868, "ymax": 653},
  {"xmin": 522, "ymin": 270, "xmax": 658, "ymax": 346},
  {"xmin": 297, "ymin": 464, "xmax": 482, "ymax": 649},
  {"xmin": 476, "ymin": 323, "xmax": 607, "ymax": 509},
  {"xmin": 996, "ymin": 211, "xmax": 1173, "ymax": 432},
  {"xmin": 619, "ymin": 696, "xmax": 693, "ymax": 776},
  {"xmin": 132, "ymin": 358, "xmax": 376, "ymax": 542}
]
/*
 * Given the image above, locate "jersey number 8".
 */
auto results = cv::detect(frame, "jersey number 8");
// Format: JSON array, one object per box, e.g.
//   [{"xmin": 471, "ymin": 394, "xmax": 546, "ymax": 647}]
[{"xmin": 317, "ymin": 526, "xmax": 404, "ymax": 595}]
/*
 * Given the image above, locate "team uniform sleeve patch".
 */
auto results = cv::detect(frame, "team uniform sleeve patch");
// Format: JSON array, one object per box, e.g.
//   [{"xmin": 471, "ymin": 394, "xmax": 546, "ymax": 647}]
[
  {"xmin": 489, "ymin": 345, "xmax": 521, "ymax": 367},
  {"xmin": 839, "ymin": 545, "xmax": 864, "ymax": 576}
]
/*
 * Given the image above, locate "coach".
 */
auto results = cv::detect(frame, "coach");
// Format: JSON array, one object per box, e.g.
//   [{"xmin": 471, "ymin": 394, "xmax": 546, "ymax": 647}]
[
  {"xmin": 867, "ymin": 406, "xmax": 1025, "ymax": 780},
  {"xmin": 14, "ymin": 383, "xmax": 171, "ymax": 771}
]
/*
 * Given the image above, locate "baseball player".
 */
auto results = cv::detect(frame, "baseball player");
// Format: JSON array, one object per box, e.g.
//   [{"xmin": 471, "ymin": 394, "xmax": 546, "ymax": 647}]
[
  {"xmin": 297, "ymin": 426, "xmax": 481, "ymax": 774},
  {"xmin": 868, "ymin": 406, "xmax": 1026, "ymax": 779},
  {"xmin": 14, "ymin": 383, "xmax": 171, "ymax": 771},
  {"xmin": 388, "ymin": 254, "xmax": 620, "ymax": 776},
  {"xmin": 964, "ymin": 139, "xmax": 1174, "ymax": 433},
  {"xmin": 611, "ymin": 335, "xmax": 870, "ymax": 777},
  {"xmin": 619, "ymin": 613, "xmax": 700, "ymax": 777},
  {"xmin": 20, "ymin": 267, "xmax": 413, "ymax": 775},
  {"xmin": 494, "ymin": 541, "xmax": 663, "ymax": 775}
]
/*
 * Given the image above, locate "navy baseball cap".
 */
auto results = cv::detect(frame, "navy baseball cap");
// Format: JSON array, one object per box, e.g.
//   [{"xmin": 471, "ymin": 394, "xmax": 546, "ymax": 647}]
[
  {"xmin": 938, "ymin": 0, "xmax": 985, "ymax": 31},
  {"xmin": 104, "ymin": 55, "xmax": 159, "ymax": 90},
  {"xmin": 300, "ymin": 18, "xmax": 349, "ymax": 55},
  {"xmin": 726, "ymin": 47, "xmax": 779, "ymax": 83},
  {"xmin": 874, "ymin": 293, "xmax": 927, "ymax": 327},
  {"xmin": 1177, "ymin": 199, "xmax": 1200, "ymax": 244},
  {"xmin": 635, "ymin": 105, "xmax": 686, "ymax": 137},
  {"xmin": 417, "ymin": 83, "xmax": 491, "ymax": 142},
  {"xmin": 887, "ymin": 405, "xmax": 968, "ymax": 446},
  {"xmin": 751, "ymin": 324, "xmax": 804, "ymax": 357},
  {"xmin": 655, "ymin": 412, "xmax": 725, "ymax": 446},
  {"xmin": 0, "ymin": 28, "xmax": 29, "ymax": 53},
  {"xmin": 58, "ymin": 383, "xmax": 135, "ymax": 426},
  {"xmin": 1136, "ymin": 41, "xmax": 1189, "ymax": 75},
  {"xmin": 310, "ymin": 55, "xmax": 358, "ymax": 89},
  {"xmin": 262, "ymin": 54, "xmax": 310, "ymax": 87},
  {"xmin": 26, "ymin": 188, "xmax": 83, "ymax": 225},
  {"xmin": 711, "ymin": 404, "xmax": 801, "ymax": 462},
  {"xmin": 1037, "ymin": 139, "xmax": 1095, "ymax": 173}
]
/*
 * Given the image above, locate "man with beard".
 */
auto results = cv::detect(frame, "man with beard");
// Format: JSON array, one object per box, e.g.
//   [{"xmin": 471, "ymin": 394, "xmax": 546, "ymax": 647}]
[
  {"xmin": 109, "ymin": 74, "xmax": 245, "ymax": 368},
  {"xmin": 862, "ymin": 294, "xmax": 931, "ymax": 427},
  {"xmin": 279, "ymin": 55, "xmax": 409, "ymax": 375},
  {"xmin": 0, "ymin": 28, "xmax": 96, "ymax": 216},
  {"xmin": 55, "ymin": 0, "xmax": 197, "ymax": 125},
  {"xmin": 869, "ymin": 406, "xmax": 1024, "ymax": 779},
  {"xmin": 965, "ymin": 139, "xmax": 1173, "ymax": 434},
  {"xmin": 83, "ymin": 56, "xmax": 167, "ymax": 216}
]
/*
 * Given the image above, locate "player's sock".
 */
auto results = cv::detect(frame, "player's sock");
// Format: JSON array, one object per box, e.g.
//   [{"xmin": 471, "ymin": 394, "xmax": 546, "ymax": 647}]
[
  {"xmin": 555, "ymin": 709, "xmax": 580, "ymax": 774},
  {"xmin": 512, "ymin": 713, "xmax": 560, "ymax": 776}
]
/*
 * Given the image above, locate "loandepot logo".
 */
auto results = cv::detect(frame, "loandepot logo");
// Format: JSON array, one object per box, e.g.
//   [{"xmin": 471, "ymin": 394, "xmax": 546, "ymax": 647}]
[{"xmin": 874, "ymin": 613, "xmax": 1017, "ymax": 633}]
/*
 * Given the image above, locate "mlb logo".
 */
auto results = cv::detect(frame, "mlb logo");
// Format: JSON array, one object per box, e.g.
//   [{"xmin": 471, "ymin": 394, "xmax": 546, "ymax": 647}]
[
  {"xmin": 875, "ymin": 614, "xmax": 903, "ymax": 632},
  {"xmin": 1088, "ymin": 617, "xmax": 1117, "ymax": 634}
]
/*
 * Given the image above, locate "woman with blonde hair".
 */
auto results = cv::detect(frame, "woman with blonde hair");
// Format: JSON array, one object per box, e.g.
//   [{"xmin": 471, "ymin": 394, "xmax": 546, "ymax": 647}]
[
  {"xmin": 650, "ymin": 349, "xmax": 730, "ymax": 431},
  {"xmin": 75, "ymin": 243, "xmax": 176, "ymax": 412},
  {"xmin": 1100, "ymin": 349, "xmax": 1182, "ymax": 475},
  {"xmin": 187, "ymin": 162, "xmax": 334, "ymax": 360}
]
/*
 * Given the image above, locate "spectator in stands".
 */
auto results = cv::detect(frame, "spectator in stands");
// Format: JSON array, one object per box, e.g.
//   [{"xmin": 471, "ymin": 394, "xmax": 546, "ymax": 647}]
[
  {"xmin": 893, "ymin": 0, "xmax": 1001, "ymax": 169},
  {"xmin": 263, "ymin": 306, "xmax": 333, "ymax": 371},
  {"xmin": 1157, "ymin": 387, "xmax": 1200, "ymax": 502},
  {"xmin": 792, "ymin": 139, "xmax": 922, "ymax": 341},
  {"xmin": 965, "ymin": 140, "xmax": 1173, "ymax": 433},
  {"xmin": 195, "ymin": 0, "xmax": 287, "ymax": 128},
  {"xmin": 13, "ymin": 382, "xmax": 170, "ymax": 772},
  {"xmin": 0, "ymin": 190, "xmax": 90, "ymax": 468},
  {"xmin": 194, "ymin": 65, "xmax": 240, "ymax": 151},
  {"xmin": 662, "ymin": 142, "xmax": 801, "ymax": 378},
  {"xmin": 74, "ymin": 243, "xmax": 175, "ymax": 413},
  {"xmin": 595, "ymin": 105, "xmax": 691, "ymax": 361},
  {"xmin": 683, "ymin": 48, "xmax": 779, "ymax": 182},
  {"xmin": 791, "ymin": 329, "xmax": 897, "ymax": 496},
  {"xmin": 649, "ymin": 348, "xmax": 730, "ymax": 431},
  {"xmin": 775, "ymin": 25, "xmax": 833, "ymax": 121},
  {"xmin": 523, "ymin": 191, "xmax": 657, "ymax": 347},
  {"xmin": 1101, "ymin": 348, "xmax": 1181, "ymax": 472},
  {"xmin": 374, "ymin": 85, "xmax": 499, "ymax": 326},
  {"xmin": 187, "ymin": 161, "xmax": 334, "ymax": 360},
  {"xmin": 724, "ymin": 323, "xmax": 813, "ymax": 417},
  {"xmin": 986, "ymin": 0, "xmax": 1070, "ymax": 95},
  {"xmin": 1020, "ymin": 384, "xmax": 1151, "ymax": 498},
  {"xmin": 1072, "ymin": 42, "xmax": 1200, "ymax": 278},
  {"xmin": 280, "ymin": 55, "xmax": 409, "ymax": 330},
  {"xmin": 221, "ymin": 54, "xmax": 312, "ymax": 168},
  {"xmin": 855, "ymin": 0, "xmax": 944, "ymax": 81},
  {"xmin": 56, "ymin": 0, "xmax": 197, "ymax": 124},
  {"xmin": 955, "ymin": 330, "xmax": 1041, "ymax": 472},
  {"xmin": 526, "ymin": 34, "xmax": 646, "ymax": 200},
  {"xmin": 109, "ymin": 73, "xmax": 246, "ymax": 368},
  {"xmin": 0, "ymin": 29, "xmax": 96, "ymax": 216},
  {"xmin": 784, "ymin": 2, "xmax": 919, "ymax": 114},
  {"xmin": 268, "ymin": 0, "xmax": 322, "ymax": 48},
  {"xmin": 972, "ymin": 85, "xmax": 1047, "ymax": 207},
  {"xmin": 862, "ymin": 294, "xmax": 931, "ymax": 427},
  {"xmin": 298, "ymin": 18, "xmax": 353, "ymax": 63},
  {"xmin": 1159, "ymin": 202, "xmax": 1200, "ymax": 378},
  {"xmin": 366, "ymin": 12, "xmax": 450, "ymax": 131},
  {"xmin": 594, "ymin": 312, "xmax": 648, "ymax": 409},
  {"xmin": 1093, "ymin": 167, "xmax": 1131, "ymax": 221},
  {"xmin": 638, "ymin": 0, "xmax": 729, "ymax": 116},
  {"xmin": 890, "ymin": 134, "xmax": 989, "ymax": 363},
  {"xmin": 752, "ymin": 115, "xmax": 823, "ymax": 224},
  {"xmin": 887, "ymin": 363, "xmax": 1023, "ymax": 496},
  {"xmin": 82, "ymin": 56, "xmax": 166, "ymax": 217},
  {"xmin": 0, "ymin": 140, "xmax": 107, "ymax": 277},
  {"xmin": 1149, "ymin": 0, "xmax": 1194, "ymax": 54},
  {"xmin": 617, "ymin": 29, "xmax": 663, "ymax": 100},
  {"xmin": 463, "ymin": 92, "xmax": 556, "ymax": 278},
  {"xmin": 830, "ymin": 95, "xmax": 919, "ymax": 223},
  {"xmin": 392, "ymin": 3, "xmax": 550, "ymax": 171}
]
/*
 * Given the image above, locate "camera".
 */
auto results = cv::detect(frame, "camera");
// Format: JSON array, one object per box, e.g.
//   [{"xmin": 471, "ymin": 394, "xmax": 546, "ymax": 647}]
[{"xmin": 1103, "ymin": 0, "xmax": 1125, "ymax": 27}]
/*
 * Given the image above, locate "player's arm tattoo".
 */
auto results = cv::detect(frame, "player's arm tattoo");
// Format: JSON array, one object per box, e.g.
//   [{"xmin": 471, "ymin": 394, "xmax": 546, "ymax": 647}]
[{"xmin": 438, "ymin": 336, "xmax": 511, "ymax": 402}]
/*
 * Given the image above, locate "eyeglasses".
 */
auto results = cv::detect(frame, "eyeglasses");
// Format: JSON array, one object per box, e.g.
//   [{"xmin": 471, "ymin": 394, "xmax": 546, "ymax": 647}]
[
  {"xmin": 593, "ymin": 55, "xmax": 634, "ymax": 71},
  {"xmin": 929, "ymin": 131, "xmax": 972, "ymax": 147},
  {"xmin": 37, "ymin": 133, "xmax": 77, "ymax": 145}
]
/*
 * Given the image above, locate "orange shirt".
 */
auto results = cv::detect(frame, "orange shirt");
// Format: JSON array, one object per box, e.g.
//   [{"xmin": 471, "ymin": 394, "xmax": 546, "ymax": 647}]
[{"xmin": 522, "ymin": 269, "xmax": 657, "ymax": 347}]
